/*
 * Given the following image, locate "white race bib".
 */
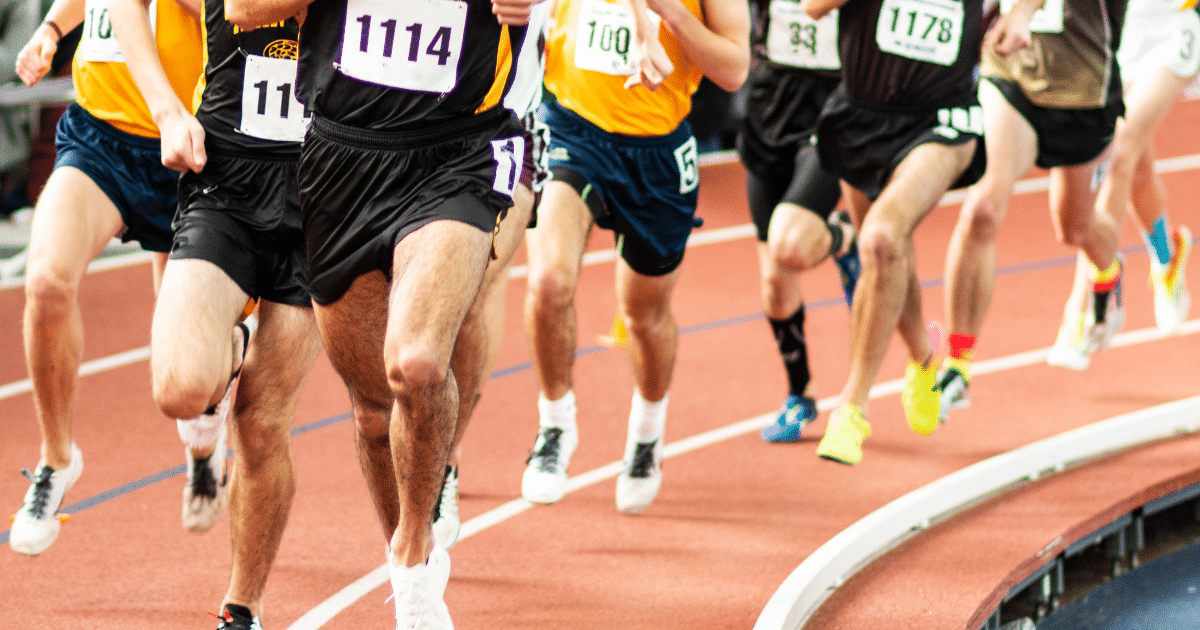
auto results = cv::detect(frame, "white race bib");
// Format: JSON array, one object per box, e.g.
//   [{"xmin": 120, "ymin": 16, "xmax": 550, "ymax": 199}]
[
  {"xmin": 491, "ymin": 136, "xmax": 526, "ymax": 196},
  {"xmin": 674, "ymin": 136, "xmax": 699, "ymax": 194},
  {"xmin": 766, "ymin": 2, "xmax": 840, "ymax": 69},
  {"xmin": 999, "ymin": 0, "xmax": 1063, "ymax": 33},
  {"xmin": 875, "ymin": 0, "xmax": 962, "ymax": 66},
  {"xmin": 338, "ymin": 0, "xmax": 466, "ymax": 93},
  {"xmin": 239, "ymin": 55, "xmax": 309, "ymax": 142},
  {"xmin": 573, "ymin": 0, "xmax": 661, "ymax": 76},
  {"xmin": 81, "ymin": 0, "xmax": 157, "ymax": 63}
]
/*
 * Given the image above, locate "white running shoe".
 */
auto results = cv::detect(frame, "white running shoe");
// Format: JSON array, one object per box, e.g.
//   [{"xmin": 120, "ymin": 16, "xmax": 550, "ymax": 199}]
[
  {"xmin": 1151, "ymin": 226, "xmax": 1191, "ymax": 335},
  {"xmin": 390, "ymin": 545, "xmax": 454, "ymax": 630},
  {"xmin": 521, "ymin": 425, "xmax": 578, "ymax": 505},
  {"xmin": 10, "ymin": 444, "xmax": 83, "ymax": 556},
  {"xmin": 432, "ymin": 466, "xmax": 460, "ymax": 550},
  {"xmin": 615, "ymin": 437, "xmax": 662, "ymax": 515},
  {"xmin": 182, "ymin": 412, "xmax": 229, "ymax": 533},
  {"xmin": 1046, "ymin": 312, "xmax": 1091, "ymax": 371}
]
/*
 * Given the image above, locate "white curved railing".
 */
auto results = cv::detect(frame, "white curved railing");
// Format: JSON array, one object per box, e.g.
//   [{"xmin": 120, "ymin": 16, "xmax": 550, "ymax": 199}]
[{"xmin": 754, "ymin": 395, "xmax": 1200, "ymax": 630}]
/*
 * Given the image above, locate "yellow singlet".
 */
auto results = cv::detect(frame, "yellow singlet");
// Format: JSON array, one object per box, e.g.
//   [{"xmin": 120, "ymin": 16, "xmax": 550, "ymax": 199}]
[
  {"xmin": 544, "ymin": 0, "xmax": 705, "ymax": 136},
  {"xmin": 72, "ymin": 0, "xmax": 203, "ymax": 137}
]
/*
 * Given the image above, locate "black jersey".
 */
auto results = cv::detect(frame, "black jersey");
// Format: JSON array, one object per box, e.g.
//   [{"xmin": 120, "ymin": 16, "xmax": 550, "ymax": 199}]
[
  {"xmin": 194, "ymin": 3, "xmax": 304, "ymax": 155},
  {"xmin": 750, "ymin": 0, "xmax": 841, "ymax": 74},
  {"xmin": 837, "ymin": 0, "xmax": 981, "ymax": 106},
  {"xmin": 298, "ymin": 0, "xmax": 528, "ymax": 130}
]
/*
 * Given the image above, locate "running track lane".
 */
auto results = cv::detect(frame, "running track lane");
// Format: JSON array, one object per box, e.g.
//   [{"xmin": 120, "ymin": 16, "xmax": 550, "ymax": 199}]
[{"xmin": 1, "ymin": 101, "xmax": 1199, "ymax": 628}]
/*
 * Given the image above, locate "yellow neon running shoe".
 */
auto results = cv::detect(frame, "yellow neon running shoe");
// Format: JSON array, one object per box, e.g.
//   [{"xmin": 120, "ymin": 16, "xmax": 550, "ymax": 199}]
[
  {"xmin": 1151, "ymin": 225, "xmax": 1191, "ymax": 335},
  {"xmin": 816, "ymin": 405, "xmax": 872, "ymax": 465},
  {"xmin": 902, "ymin": 358, "xmax": 941, "ymax": 436}
]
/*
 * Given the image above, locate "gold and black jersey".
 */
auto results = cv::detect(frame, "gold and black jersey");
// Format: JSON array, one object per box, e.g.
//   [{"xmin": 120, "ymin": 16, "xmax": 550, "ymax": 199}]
[
  {"xmin": 983, "ymin": 0, "xmax": 1127, "ymax": 109},
  {"xmin": 298, "ymin": 0, "xmax": 534, "ymax": 130},
  {"xmin": 194, "ymin": 1, "xmax": 302, "ymax": 155}
]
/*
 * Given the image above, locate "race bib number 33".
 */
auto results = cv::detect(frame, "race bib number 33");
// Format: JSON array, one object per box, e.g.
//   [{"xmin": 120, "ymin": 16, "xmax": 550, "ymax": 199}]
[
  {"xmin": 875, "ymin": 0, "xmax": 962, "ymax": 66},
  {"xmin": 338, "ymin": 0, "xmax": 466, "ymax": 93},
  {"xmin": 766, "ymin": 2, "xmax": 840, "ymax": 69}
]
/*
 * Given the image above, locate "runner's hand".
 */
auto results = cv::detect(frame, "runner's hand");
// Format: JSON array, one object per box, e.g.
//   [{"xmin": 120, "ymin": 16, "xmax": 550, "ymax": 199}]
[
  {"xmin": 623, "ymin": 27, "xmax": 674, "ymax": 90},
  {"xmin": 492, "ymin": 0, "xmax": 542, "ymax": 25},
  {"xmin": 158, "ymin": 111, "xmax": 208, "ymax": 173},
  {"xmin": 16, "ymin": 24, "xmax": 58, "ymax": 86},
  {"xmin": 984, "ymin": 9, "xmax": 1033, "ymax": 55}
]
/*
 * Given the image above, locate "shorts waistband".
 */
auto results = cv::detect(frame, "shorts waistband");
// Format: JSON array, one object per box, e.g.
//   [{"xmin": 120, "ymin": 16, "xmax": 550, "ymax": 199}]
[
  {"xmin": 843, "ymin": 89, "xmax": 977, "ymax": 115},
  {"xmin": 69, "ymin": 102, "xmax": 163, "ymax": 151},
  {"xmin": 543, "ymin": 100, "xmax": 693, "ymax": 148},
  {"xmin": 310, "ymin": 107, "xmax": 513, "ymax": 150}
]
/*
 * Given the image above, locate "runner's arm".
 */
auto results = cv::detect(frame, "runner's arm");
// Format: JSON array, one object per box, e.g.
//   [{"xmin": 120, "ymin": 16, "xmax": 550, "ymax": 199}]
[
  {"xmin": 618, "ymin": 0, "xmax": 676, "ymax": 90},
  {"xmin": 651, "ymin": 0, "xmax": 749, "ymax": 91},
  {"xmin": 984, "ymin": 0, "xmax": 1045, "ymax": 54},
  {"xmin": 110, "ymin": 0, "xmax": 207, "ymax": 173},
  {"xmin": 492, "ymin": 0, "xmax": 546, "ymax": 24},
  {"xmin": 14, "ymin": 0, "xmax": 84, "ymax": 86},
  {"xmin": 225, "ymin": 0, "xmax": 310, "ymax": 29}
]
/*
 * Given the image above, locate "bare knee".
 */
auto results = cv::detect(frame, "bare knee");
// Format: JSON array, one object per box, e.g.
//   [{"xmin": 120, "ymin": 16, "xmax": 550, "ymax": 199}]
[
  {"xmin": 857, "ymin": 223, "xmax": 904, "ymax": 268},
  {"xmin": 768, "ymin": 237, "xmax": 824, "ymax": 272},
  {"xmin": 24, "ymin": 262, "xmax": 76, "ymax": 319},
  {"xmin": 154, "ymin": 383, "xmax": 215, "ymax": 420},
  {"xmin": 526, "ymin": 264, "xmax": 577, "ymax": 317},
  {"xmin": 384, "ymin": 343, "xmax": 448, "ymax": 398},
  {"xmin": 620, "ymin": 301, "xmax": 671, "ymax": 341},
  {"xmin": 231, "ymin": 414, "xmax": 291, "ymax": 466}
]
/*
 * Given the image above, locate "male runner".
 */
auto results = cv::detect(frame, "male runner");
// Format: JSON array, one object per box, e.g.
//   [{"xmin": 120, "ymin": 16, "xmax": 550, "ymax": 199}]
[
  {"xmin": 9, "ymin": 0, "xmax": 201, "ymax": 555},
  {"xmin": 433, "ymin": 0, "xmax": 551, "ymax": 550},
  {"xmin": 939, "ymin": 0, "xmax": 1127, "ymax": 416},
  {"xmin": 224, "ymin": 0, "xmax": 542, "ymax": 624},
  {"xmin": 737, "ymin": 0, "xmax": 860, "ymax": 443},
  {"xmin": 1093, "ymin": 0, "xmax": 1191, "ymax": 334},
  {"xmin": 802, "ymin": 0, "xmax": 986, "ymax": 465},
  {"xmin": 519, "ymin": 0, "xmax": 749, "ymax": 512},
  {"xmin": 112, "ymin": 3, "xmax": 321, "ymax": 628}
]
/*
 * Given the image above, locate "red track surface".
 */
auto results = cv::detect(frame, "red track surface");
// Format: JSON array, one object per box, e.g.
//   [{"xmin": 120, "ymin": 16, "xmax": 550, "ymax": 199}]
[{"xmin": 2, "ymin": 101, "xmax": 1199, "ymax": 629}]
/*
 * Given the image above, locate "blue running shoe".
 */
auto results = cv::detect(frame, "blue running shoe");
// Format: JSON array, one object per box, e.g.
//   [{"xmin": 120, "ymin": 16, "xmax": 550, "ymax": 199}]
[
  {"xmin": 761, "ymin": 395, "xmax": 818, "ymax": 443},
  {"xmin": 829, "ymin": 210, "xmax": 860, "ymax": 307}
]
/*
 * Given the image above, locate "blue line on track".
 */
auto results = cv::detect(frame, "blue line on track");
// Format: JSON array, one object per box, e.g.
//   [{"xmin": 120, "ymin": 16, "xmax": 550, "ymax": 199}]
[{"xmin": 0, "ymin": 245, "xmax": 1150, "ymax": 546}]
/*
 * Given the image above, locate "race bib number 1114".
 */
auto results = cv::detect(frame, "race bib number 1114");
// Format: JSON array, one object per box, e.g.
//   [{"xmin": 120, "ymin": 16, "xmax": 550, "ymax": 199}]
[{"xmin": 338, "ymin": 0, "xmax": 466, "ymax": 92}]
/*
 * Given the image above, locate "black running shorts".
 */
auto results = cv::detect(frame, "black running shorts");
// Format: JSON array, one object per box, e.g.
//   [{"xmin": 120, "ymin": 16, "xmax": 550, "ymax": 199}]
[
  {"xmin": 815, "ymin": 84, "xmax": 986, "ymax": 202},
  {"xmin": 299, "ymin": 107, "xmax": 525, "ymax": 305},
  {"xmin": 172, "ymin": 148, "xmax": 311, "ymax": 307},
  {"xmin": 986, "ymin": 77, "xmax": 1122, "ymax": 169}
]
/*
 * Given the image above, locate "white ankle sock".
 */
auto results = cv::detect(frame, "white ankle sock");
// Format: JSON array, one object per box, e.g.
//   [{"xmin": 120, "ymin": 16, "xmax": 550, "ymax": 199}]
[
  {"xmin": 628, "ymin": 390, "xmax": 668, "ymax": 443},
  {"xmin": 177, "ymin": 414, "xmax": 222, "ymax": 453},
  {"xmin": 538, "ymin": 390, "xmax": 577, "ymax": 430}
]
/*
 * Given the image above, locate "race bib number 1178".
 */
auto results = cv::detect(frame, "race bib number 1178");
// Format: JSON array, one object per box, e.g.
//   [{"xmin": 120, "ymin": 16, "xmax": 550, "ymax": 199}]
[
  {"xmin": 338, "ymin": 0, "xmax": 466, "ymax": 93},
  {"xmin": 875, "ymin": 0, "xmax": 962, "ymax": 66}
]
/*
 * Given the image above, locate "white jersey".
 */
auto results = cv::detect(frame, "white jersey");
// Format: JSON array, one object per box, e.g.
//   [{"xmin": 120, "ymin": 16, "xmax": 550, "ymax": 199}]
[{"xmin": 504, "ymin": 2, "xmax": 550, "ymax": 117}]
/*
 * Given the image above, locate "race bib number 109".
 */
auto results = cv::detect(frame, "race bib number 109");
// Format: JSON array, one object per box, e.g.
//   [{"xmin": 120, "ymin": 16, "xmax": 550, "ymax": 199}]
[
  {"xmin": 875, "ymin": 0, "xmax": 962, "ymax": 66},
  {"xmin": 80, "ymin": 0, "xmax": 157, "ymax": 63},
  {"xmin": 338, "ymin": 0, "xmax": 466, "ymax": 93},
  {"xmin": 574, "ymin": 0, "xmax": 661, "ymax": 76}
]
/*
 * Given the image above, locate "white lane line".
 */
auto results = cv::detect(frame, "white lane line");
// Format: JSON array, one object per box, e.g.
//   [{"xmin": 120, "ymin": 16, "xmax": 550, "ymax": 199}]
[
  {"xmin": 0, "ymin": 250, "xmax": 152, "ymax": 291},
  {"xmin": 285, "ymin": 320, "xmax": 1200, "ymax": 630},
  {"xmin": 0, "ymin": 346, "xmax": 150, "ymax": 401}
]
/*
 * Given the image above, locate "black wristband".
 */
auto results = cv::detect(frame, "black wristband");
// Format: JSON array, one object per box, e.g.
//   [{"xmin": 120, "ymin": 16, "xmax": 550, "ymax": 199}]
[{"xmin": 43, "ymin": 20, "xmax": 63, "ymax": 41}]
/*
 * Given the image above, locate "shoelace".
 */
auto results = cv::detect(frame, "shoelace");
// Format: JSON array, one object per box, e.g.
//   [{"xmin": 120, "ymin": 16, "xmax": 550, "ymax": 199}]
[
  {"xmin": 432, "ymin": 466, "xmax": 456, "ymax": 522},
  {"xmin": 936, "ymin": 368, "xmax": 961, "ymax": 393},
  {"xmin": 626, "ymin": 441, "xmax": 658, "ymax": 478},
  {"xmin": 527, "ymin": 428, "xmax": 564, "ymax": 472},
  {"xmin": 20, "ymin": 466, "xmax": 55, "ymax": 518},
  {"xmin": 189, "ymin": 455, "xmax": 219, "ymax": 500}
]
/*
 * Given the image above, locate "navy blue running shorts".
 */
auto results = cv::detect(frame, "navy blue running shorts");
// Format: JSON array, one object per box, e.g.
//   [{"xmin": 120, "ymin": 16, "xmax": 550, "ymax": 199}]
[
  {"xmin": 540, "ymin": 99, "xmax": 699, "ymax": 276},
  {"xmin": 53, "ymin": 102, "xmax": 177, "ymax": 253}
]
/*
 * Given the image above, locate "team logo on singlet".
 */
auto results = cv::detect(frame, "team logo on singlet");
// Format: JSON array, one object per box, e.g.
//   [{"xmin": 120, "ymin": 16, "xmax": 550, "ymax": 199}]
[{"xmin": 263, "ymin": 39, "xmax": 299, "ymax": 60}]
